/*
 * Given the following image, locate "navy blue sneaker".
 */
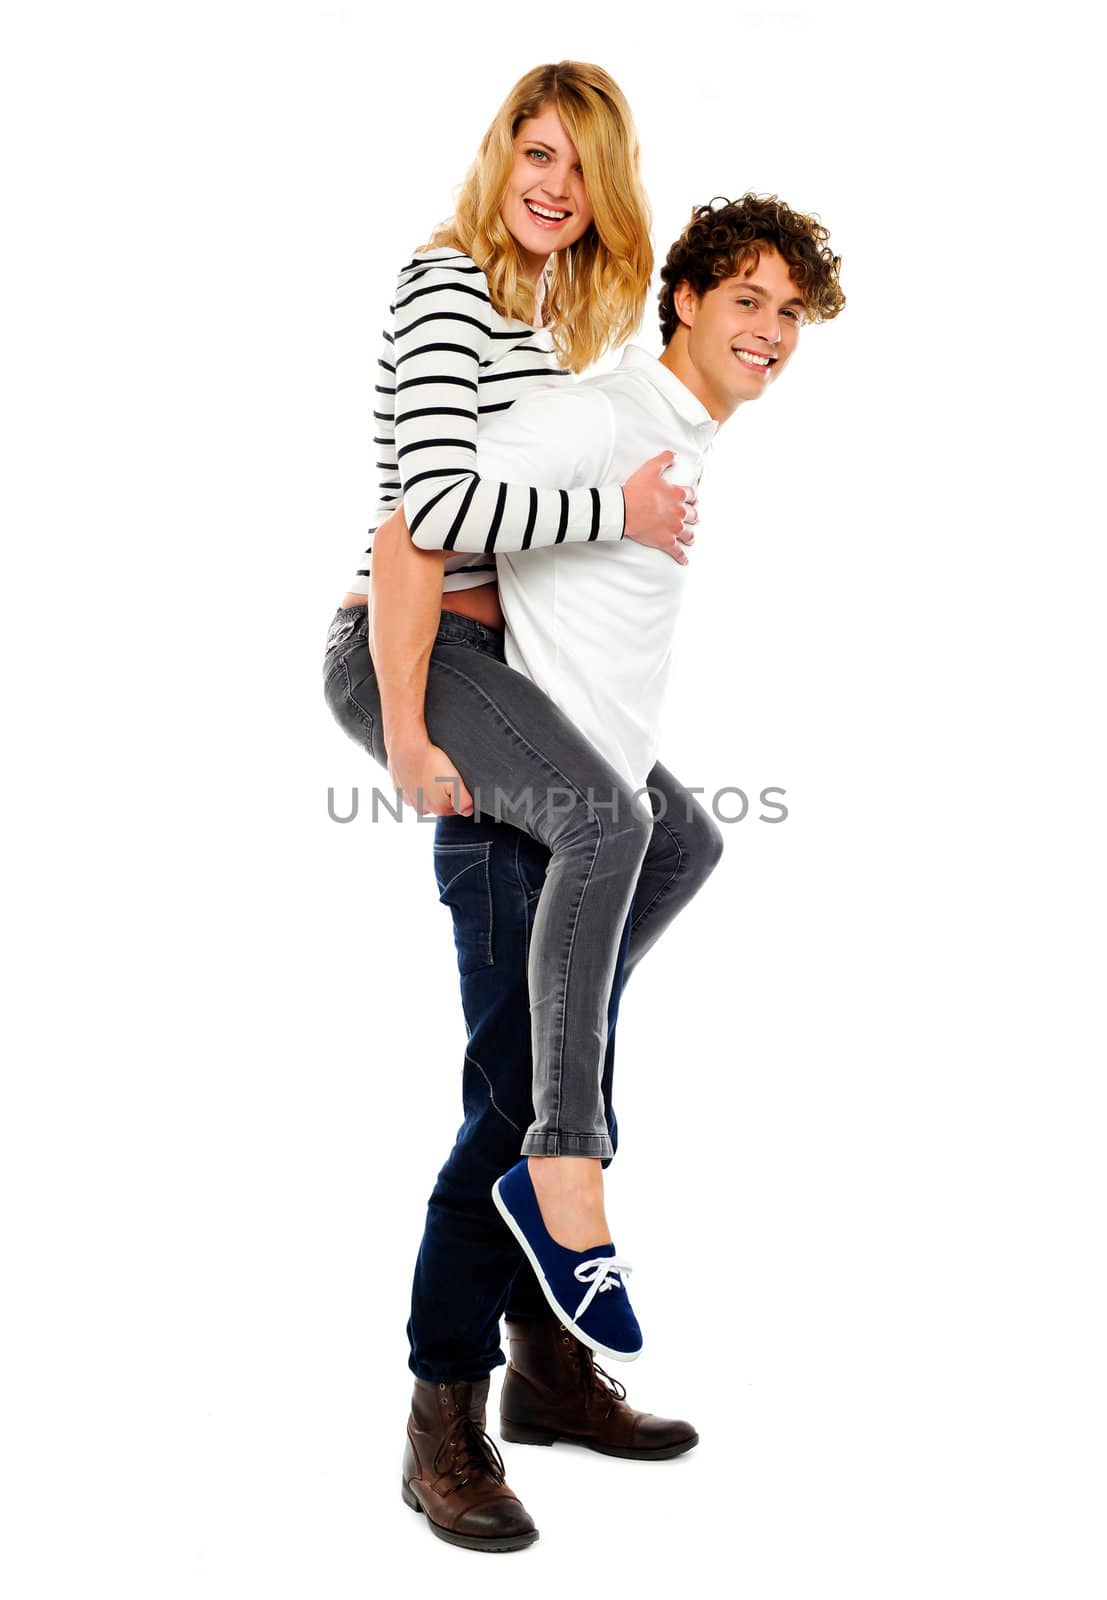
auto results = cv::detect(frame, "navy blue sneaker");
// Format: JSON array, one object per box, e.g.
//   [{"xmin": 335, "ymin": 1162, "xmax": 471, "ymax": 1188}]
[{"xmin": 491, "ymin": 1159, "xmax": 642, "ymax": 1363}]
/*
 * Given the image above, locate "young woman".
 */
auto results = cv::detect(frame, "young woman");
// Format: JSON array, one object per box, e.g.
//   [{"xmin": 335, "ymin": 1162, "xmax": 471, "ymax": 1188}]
[{"xmin": 322, "ymin": 65, "xmax": 718, "ymax": 1544}]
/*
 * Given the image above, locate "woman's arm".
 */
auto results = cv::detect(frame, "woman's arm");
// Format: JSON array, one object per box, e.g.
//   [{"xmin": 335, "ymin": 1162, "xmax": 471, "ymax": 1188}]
[
  {"xmin": 388, "ymin": 257, "xmax": 690, "ymax": 555},
  {"xmin": 368, "ymin": 508, "xmax": 474, "ymax": 818}
]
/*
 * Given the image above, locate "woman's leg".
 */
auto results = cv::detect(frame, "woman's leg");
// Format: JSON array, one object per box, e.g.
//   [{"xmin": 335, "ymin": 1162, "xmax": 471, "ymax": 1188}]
[
  {"xmin": 503, "ymin": 761, "xmax": 724, "ymax": 1320},
  {"xmin": 324, "ymin": 607, "xmax": 651, "ymax": 1216},
  {"xmin": 622, "ymin": 759, "xmax": 726, "ymax": 985}
]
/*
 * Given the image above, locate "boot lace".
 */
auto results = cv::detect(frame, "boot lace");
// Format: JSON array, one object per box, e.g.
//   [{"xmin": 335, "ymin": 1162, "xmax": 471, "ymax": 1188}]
[
  {"xmin": 432, "ymin": 1406, "xmax": 507, "ymax": 1492},
  {"xmin": 559, "ymin": 1323, "xmax": 627, "ymax": 1417}
]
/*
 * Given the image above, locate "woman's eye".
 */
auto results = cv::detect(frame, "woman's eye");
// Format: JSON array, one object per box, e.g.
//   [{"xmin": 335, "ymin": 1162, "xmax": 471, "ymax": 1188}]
[{"xmin": 525, "ymin": 148, "xmax": 549, "ymax": 162}]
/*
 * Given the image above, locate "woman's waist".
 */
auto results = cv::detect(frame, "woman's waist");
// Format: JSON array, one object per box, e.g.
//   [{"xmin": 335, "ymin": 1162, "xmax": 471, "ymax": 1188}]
[
  {"xmin": 440, "ymin": 583, "xmax": 505, "ymax": 630},
  {"xmin": 337, "ymin": 581, "xmax": 505, "ymax": 632},
  {"xmin": 330, "ymin": 594, "xmax": 506, "ymax": 662}
]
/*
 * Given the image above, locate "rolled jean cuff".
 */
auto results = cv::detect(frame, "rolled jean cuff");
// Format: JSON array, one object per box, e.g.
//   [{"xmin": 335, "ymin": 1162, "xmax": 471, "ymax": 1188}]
[
  {"xmin": 410, "ymin": 1359, "xmax": 499, "ymax": 1385},
  {"xmin": 520, "ymin": 1130, "xmax": 614, "ymax": 1160}
]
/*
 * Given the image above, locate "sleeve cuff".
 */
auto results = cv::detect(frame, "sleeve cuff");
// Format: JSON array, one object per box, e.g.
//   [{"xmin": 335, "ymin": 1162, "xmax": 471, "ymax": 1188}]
[{"xmin": 594, "ymin": 483, "xmax": 626, "ymax": 542}]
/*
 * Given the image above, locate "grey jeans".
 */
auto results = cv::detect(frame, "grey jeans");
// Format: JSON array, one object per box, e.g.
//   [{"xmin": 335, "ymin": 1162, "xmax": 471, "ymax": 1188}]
[{"xmin": 323, "ymin": 604, "xmax": 722, "ymax": 1159}]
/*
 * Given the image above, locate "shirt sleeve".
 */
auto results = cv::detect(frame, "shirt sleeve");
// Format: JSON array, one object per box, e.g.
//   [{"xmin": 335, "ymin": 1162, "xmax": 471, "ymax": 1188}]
[{"xmin": 389, "ymin": 258, "xmax": 626, "ymax": 553}]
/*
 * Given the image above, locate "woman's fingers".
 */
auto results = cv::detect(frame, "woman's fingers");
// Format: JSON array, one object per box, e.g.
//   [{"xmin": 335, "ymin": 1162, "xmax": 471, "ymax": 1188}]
[
  {"xmin": 440, "ymin": 768, "xmax": 474, "ymax": 817},
  {"xmin": 623, "ymin": 453, "xmax": 698, "ymax": 544},
  {"xmin": 390, "ymin": 741, "xmax": 474, "ymax": 816}
]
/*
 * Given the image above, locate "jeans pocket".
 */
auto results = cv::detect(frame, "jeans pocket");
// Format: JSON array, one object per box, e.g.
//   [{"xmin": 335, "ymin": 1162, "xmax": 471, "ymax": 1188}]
[
  {"xmin": 433, "ymin": 841, "xmax": 495, "ymax": 976},
  {"xmin": 323, "ymin": 613, "xmax": 369, "ymax": 680},
  {"xmin": 325, "ymin": 613, "xmax": 359, "ymax": 650}
]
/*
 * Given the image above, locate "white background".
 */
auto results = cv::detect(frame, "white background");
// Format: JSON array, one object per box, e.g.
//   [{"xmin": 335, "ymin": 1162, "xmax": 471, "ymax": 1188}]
[{"xmin": 4, "ymin": 2, "xmax": 1104, "ymax": 1596}]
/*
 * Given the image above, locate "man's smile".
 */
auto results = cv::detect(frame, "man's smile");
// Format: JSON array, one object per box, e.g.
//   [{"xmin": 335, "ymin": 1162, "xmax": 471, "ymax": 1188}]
[{"xmin": 732, "ymin": 346, "xmax": 777, "ymax": 374}]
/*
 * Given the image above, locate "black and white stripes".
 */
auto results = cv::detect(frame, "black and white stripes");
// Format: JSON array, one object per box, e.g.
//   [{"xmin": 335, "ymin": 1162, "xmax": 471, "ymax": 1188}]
[{"xmin": 350, "ymin": 249, "xmax": 624, "ymax": 594}]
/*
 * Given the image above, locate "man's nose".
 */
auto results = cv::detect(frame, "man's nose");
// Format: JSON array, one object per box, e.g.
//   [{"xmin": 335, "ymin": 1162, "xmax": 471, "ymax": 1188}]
[{"xmin": 752, "ymin": 313, "xmax": 782, "ymax": 346}]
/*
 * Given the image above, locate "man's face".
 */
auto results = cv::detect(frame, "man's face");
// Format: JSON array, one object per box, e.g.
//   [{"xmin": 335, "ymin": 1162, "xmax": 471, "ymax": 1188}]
[{"xmin": 678, "ymin": 247, "xmax": 806, "ymax": 421}]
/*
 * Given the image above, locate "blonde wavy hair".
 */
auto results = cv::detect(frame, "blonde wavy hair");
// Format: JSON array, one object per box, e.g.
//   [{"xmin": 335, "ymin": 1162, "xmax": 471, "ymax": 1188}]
[{"xmin": 423, "ymin": 62, "xmax": 652, "ymax": 373}]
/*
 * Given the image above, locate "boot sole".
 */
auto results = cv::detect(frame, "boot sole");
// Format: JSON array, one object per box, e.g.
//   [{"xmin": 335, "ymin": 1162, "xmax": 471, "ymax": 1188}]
[
  {"xmin": 500, "ymin": 1418, "xmax": 699, "ymax": 1460},
  {"xmin": 401, "ymin": 1476, "xmax": 539, "ymax": 1552}
]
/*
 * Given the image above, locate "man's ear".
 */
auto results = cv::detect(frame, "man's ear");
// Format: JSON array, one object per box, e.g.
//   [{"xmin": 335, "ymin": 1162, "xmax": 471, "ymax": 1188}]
[{"xmin": 672, "ymin": 279, "xmax": 699, "ymax": 331}]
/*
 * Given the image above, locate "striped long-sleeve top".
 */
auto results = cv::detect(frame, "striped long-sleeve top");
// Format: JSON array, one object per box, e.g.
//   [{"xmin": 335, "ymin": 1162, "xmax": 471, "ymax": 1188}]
[{"xmin": 347, "ymin": 248, "xmax": 627, "ymax": 595}]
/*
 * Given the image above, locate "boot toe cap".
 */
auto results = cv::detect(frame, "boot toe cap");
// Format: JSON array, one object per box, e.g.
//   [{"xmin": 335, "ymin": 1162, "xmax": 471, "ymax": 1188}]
[
  {"xmin": 634, "ymin": 1413, "xmax": 699, "ymax": 1452},
  {"xmin": 454, "ymin": 1497, "xmax": 537, "ymax": 1541}
]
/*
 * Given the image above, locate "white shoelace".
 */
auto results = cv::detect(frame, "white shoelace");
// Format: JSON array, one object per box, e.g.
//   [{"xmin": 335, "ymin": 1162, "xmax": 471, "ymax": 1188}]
[{"xmin": 572, "ymin": 1256, "xmax": 633, "ymax": 1321}]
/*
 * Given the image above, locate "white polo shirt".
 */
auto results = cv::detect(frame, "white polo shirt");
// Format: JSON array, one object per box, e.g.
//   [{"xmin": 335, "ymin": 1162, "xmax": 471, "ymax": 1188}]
[{"xmin": 476, "ymin": 345, "xmax": 718, "ymax": 795}]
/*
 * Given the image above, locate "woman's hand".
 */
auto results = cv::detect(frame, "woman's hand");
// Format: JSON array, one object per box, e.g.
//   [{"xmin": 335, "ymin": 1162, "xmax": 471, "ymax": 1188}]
[
  {"xmin": 621, "ymin": 451, "xmax": 697, "ymax": 565},
  {"xmin": 386, "ymin": 728, "xmax": 475, "ymax": 818}
]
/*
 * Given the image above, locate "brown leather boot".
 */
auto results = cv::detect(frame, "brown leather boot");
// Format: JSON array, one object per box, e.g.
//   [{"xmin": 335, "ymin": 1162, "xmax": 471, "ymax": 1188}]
[
  {"xmin": 401, "ymin": 1375, "xmax": 538, "ymax": 1551},
  {"xmin": 500, "ymin": 1315, "xmax": 699, "ymax": 1460}
]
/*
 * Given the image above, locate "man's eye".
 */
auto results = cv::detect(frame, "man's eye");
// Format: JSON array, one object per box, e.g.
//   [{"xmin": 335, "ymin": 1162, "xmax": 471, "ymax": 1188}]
[
  {"xmin": 736, "ymin": 297, "xmax": 756, "ymax": 308},
  {"xmin": 783, "ymin": 309, "xmax": 804, "ymax": 323}
]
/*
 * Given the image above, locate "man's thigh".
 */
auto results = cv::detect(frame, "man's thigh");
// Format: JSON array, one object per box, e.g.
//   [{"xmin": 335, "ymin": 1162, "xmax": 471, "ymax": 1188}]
[{"xmin": 433, "ymin": 812, "xmax": 549, "ymax": 1135}]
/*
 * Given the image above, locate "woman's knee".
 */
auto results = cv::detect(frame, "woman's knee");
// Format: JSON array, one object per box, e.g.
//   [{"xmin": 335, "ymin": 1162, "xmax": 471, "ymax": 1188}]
[
  {"xmin": 548, "ymin": 785, "xmax": 653, "ymax": 873},
  {"xmin": 695, "ymin": 811, "xmax": 726, "ymax": 878}
]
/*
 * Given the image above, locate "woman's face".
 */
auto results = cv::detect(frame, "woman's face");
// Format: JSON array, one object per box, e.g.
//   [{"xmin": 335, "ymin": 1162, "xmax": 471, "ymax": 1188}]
[{"xmin": 500, "ymin": 103, "xmax": 595, "ymax": 280}]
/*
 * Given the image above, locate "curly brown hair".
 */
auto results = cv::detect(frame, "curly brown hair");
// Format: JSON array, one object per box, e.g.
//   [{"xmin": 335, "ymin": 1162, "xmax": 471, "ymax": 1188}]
[{"xmin": 658, "ymin": 194, "xmax": 845, "ymax": 345}]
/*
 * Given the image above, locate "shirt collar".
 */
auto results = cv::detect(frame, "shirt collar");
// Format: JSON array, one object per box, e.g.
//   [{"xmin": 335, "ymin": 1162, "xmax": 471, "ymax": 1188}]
[{"xmin": 618, "ymin": 344, "xmax": 719, "ymax": 435}]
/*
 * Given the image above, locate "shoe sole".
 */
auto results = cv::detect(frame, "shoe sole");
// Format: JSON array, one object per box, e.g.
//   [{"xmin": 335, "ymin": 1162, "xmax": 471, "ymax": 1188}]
[
  {"xmin": 491, "ymin": 1177, "xmax": 642, "ymax": 1364},
  {"xmin": 499, "ymin": 1418, "xmax": 700, "ymax": 1460},
  {"xmin": 401, "ymin": 1476, "xmax": 539, "ymax": 1552}
]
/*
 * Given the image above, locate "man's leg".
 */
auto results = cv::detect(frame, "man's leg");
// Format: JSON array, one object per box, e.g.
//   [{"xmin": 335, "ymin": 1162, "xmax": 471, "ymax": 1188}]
[
  {"xmin": 407, "ymin": 813, "xmax": 538, "ymax": 1381},
  {"xmin": 407, "ymin": 813, "xmax": 631, "ymax": 1379}
]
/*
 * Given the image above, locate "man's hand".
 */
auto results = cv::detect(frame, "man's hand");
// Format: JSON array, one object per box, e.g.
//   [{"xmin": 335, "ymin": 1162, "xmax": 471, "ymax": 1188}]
[{"xmin": 386, "ymin": 732, "xmax": 475, "ymax": 817}]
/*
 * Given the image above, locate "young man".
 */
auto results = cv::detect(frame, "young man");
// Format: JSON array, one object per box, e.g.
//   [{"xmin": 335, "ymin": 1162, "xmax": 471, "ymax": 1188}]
[{"xmin": 371, "ymin": 195, "xmax": 845, "ymax": 1550}]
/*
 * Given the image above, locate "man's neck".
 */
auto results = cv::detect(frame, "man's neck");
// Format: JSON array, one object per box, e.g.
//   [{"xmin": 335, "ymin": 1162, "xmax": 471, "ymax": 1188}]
[{"xmin": 659, "ymin": 335, "xmax": 735, "ymax": 425}]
